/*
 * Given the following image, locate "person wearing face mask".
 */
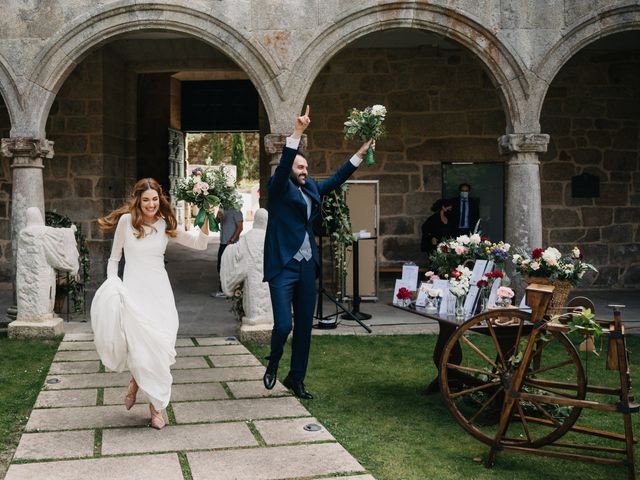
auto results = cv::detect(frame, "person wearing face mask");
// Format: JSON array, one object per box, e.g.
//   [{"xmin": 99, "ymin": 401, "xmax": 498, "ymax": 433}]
[
  {"xmin": 261, "ymin": 105, "xmax": 373, "ymax": 399},
  {"xmin": 450, "ymin": 183, "xmax": 480, "ymax": 236},
  {"xmin": 421, "ymin": 198, "xmax": 454, "ymax": 256}
]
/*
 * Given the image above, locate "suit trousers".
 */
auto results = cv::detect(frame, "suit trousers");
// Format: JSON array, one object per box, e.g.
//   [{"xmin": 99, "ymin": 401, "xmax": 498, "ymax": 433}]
[{"xmin": 268, "ymin": 257, "xmax": 317, "ymax": 381}]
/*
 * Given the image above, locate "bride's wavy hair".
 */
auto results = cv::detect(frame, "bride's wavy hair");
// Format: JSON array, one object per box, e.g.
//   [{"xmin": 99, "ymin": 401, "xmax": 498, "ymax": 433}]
[{"xmin": 98, "ymin": 178, "xmax": 177, "ymax": 238}]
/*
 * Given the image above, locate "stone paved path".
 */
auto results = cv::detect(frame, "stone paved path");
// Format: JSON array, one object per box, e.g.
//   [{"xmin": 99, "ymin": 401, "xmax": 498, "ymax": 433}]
[{"xmin": 5, "ymin": 331, "xmax": 374, "ymax": 480}]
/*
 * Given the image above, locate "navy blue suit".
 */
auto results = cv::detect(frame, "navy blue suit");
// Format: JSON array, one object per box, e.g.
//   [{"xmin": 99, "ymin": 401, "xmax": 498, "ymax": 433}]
[{"xmin": 264, "ymin": 144, "xmax": 357, "ymax": 381}]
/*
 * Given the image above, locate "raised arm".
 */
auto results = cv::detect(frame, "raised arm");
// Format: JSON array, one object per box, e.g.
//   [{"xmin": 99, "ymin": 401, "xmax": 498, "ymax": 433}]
[
  {"xmin": 173, "ymin": 227, "xmax": 209, "ymax": 250},
  {"xmin": 106, "ymin": 214, "xmax": 128, "ymax": 278},
  {"xmin": 269, "ymin": 106, "xmax": 311, "ymax": 195},
  {"xmin": 317, "ymin": 139, "xmax": 374, "ymax": 196}
]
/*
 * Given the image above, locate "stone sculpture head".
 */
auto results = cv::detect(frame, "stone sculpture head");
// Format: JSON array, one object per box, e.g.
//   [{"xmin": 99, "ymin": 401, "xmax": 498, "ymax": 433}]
[{"xmin": 253, "ymin": 208, "xmax": 268, "ymax": 230}]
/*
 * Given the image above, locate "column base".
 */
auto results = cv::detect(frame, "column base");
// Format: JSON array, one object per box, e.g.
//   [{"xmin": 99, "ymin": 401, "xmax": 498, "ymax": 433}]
[
  {"xmin": 8, "ymin": 317, "xmax": 64, "ymax": 339},
  {"xmin": 239, "ymin": 323, "xmax": 272, "ymax": 344}
]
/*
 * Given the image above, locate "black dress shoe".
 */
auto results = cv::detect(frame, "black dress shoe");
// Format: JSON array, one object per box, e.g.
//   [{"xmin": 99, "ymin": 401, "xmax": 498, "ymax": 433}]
[
  {"xmin": 262, "ymin": 360, "xmax": 278, "ymax": 390},
  {"xmin": 283, "ymin": 375, "xmax": 313, "ymax": 399}
]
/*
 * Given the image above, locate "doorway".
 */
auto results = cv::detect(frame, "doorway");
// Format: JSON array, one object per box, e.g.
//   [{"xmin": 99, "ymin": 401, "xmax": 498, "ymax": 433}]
[{"xmin": 442, "ymin": 163, "xmax": 505, "ymax": 241}]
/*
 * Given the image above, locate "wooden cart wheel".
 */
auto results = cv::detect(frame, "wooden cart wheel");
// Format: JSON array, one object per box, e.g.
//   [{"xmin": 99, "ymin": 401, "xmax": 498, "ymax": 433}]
[{"xmin": 439, "ymin": 310, "xmax": 587, "ymax": 447}]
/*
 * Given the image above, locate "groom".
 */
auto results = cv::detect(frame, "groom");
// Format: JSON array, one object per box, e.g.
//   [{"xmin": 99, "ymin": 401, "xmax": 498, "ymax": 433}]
[{"xmin": 262, "ymin": 105, "xmax": 372, "ymax": 399}]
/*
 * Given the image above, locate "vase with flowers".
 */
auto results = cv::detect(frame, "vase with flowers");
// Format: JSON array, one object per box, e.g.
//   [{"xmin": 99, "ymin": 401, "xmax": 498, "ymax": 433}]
[
  {"xmin": 495, "ymin": 286, "xmax": 515, "ymax": 307},
  {"xmin": 449, "ymin": 265, "xmax": 472, "ymax": 321},
  {"xmin": 396, "ymin": 287, "xmax": 412, "ymax": 307}
]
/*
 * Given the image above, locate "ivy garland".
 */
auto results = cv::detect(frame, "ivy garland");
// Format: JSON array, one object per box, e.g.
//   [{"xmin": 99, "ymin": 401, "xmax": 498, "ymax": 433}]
[
  {"xmin": 45, "ymin": 211, "xmax": 90, "ymax": 313},
  {"xmin": 321, "ymin": 184, "xmax": 353, "ymax": 288}
]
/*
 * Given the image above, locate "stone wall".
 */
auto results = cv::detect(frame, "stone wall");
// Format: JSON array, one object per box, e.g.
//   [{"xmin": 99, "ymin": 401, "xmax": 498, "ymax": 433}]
[
  {"xmin": 46, "ymin": 48, "xmax": 131, "ymax": 286},
  {"xmin": 540, "ymin": 47, "xmax": 640, "ymax": 287},
  {"xmin": 305, "ymin": 45, "xmax": 506, "ymax": 267}
]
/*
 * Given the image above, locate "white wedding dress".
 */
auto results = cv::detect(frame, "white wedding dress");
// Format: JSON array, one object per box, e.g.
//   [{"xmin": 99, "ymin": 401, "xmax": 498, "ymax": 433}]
[{"xmin": 92, "ymin": 213, "xmax": 208, "ymax": 410}]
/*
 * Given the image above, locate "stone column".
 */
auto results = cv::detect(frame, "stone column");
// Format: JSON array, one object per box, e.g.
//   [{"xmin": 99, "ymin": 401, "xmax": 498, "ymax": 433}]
[
  {"xmin": 2, "ymin": 138, "xmax": 53, "ymax": 324},
  {"xmin": 499, "ymin": 133, "xmax": 549, "ymax": 253}
]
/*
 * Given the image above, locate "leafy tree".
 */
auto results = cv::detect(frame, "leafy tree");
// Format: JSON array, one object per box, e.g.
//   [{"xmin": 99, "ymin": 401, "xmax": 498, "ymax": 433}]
[{"xmin": 231, "ymin": 133, "xmax": 246, "ymax": 181}]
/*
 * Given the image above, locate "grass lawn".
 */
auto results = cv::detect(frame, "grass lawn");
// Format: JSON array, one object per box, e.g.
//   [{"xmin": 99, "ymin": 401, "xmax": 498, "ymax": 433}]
[
  {"xmin": 246, "ymin": 334, "xmax": 640, "ymax": 480},
  {"xmin": 0, "ymin": 333, "xmax": 60, "ymax": 477}
]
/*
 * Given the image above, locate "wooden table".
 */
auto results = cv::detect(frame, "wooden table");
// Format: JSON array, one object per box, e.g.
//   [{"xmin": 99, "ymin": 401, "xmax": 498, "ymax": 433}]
[{"xmin": 391, "ymin": 303, "xmax": 529, "ymax": 395}]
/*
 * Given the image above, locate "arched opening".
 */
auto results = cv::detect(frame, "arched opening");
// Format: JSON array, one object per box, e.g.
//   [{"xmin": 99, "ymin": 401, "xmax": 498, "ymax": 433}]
[
  {"xmin": 0, "ymin": 94, "xmax": 12, "ymax": 281},
  {"xmin": 539, "ymin": 31, "xmax": 640, "ymax": 287},
  {"xmin": 303, "ymin": 28, "xmax": 508, "ymax": 291},
  {"xmin": 43, "ymin": 31, "xmax": 270, "ymax": 329}
]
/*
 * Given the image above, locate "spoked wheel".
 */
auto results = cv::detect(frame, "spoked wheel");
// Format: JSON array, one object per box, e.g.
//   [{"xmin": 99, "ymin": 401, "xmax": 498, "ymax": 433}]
[{"xmin": 439, "ymin": 310, "xmax": 587, "ymax": 448}]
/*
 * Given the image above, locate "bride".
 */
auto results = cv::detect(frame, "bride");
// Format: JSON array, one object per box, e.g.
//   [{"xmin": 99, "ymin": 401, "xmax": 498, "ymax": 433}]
[{"xmin": 94, "ymin": 178, "xmax": 211, "ymax": 429}]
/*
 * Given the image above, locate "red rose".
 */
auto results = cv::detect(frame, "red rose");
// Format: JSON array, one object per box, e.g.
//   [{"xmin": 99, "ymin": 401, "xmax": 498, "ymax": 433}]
[
  {"xmin": 481, "ymin": 236, "xmax": 489, "ymax": 241},
  {"xmin": 396, "ymin": 287, "xmax": 411, "ymax": 300},
  {"xmin": 451, "ymin": 270, "xmax": 462, "ymax": 279},
  {"xmin": 477, "ymin": 279, "xmax": 489, "ymax": 288},
  {"xmin": 532, "ymin": 248, "xmax": 543, "ymax": 259}
]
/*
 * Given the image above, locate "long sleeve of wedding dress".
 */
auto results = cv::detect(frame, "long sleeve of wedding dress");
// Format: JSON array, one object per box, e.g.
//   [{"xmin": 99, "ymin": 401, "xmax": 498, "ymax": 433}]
[
  {"xmin": 172, "ymin": 228, "xmax": 209, "ymax": 250},
  {"xmin": 106, "ymin": 214, "xmax": 128, "ymax": 277}
]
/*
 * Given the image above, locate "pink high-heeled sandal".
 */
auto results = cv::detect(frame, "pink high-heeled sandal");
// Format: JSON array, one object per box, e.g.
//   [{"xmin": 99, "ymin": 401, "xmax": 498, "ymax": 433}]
[
  {"xmin": 124, "ymin": 378, "xmax": 138, "ymax": 411},
  {"xmin": 149, "ymin": 404, "xmax": 166, "ymax": 430}
]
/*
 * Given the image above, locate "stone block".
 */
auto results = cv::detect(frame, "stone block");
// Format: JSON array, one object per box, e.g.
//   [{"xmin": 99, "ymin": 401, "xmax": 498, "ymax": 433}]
[
  {"xmin": 359, "ymin": 75, "xmax": 395, "ymax": 94},
  {"xmin": 379, "ymin": 175, "xmax": 409, "ymax": 194},
  {"xmin": 174, "ymin": 337, "xmax": 195, "ymax": 347},
  {"xmin": 239, "ymin": 326, "xmax": 271, "ymax": 344},
  {"xmin": 226, "ymin": 380, "xmax": 290, "ymax": 399},
  {"xmin": 187, "ymin": 443, "xmax": 364, "ymax": 480},
  {"xmin": 592, "ymin": 266, "xmax": 621, "ymax": 287},
  {"xmin": 571, "ymin": 148, "xmax": 602, "ymax": 166},
  {"xmin": 49, "ymin": 361, "xmax": 100, "ymax": 375},
  {"xmin": 172, "ymin": 397, "xmax": 309, "ymax": 423},
  {"xmin": 614, "ymin": 207, "xmax": 640, "ymax": 224},
  {"xmin": 171, "ymin": 367, "xmax": 264, "ymax": 384},
  {"xmin": 581, "ymin": 207, "xmax": 613, "ymax": 227},
  {"xmin": 586, "ymin": 130, "xmax": 611, "ymax": 148},
  {"xmin": 54, "ymin": 136, "xmax": 88, "ymax": 154},
  {"xmin": 26, "ymin": 404, "xmax": 152, "ymax": 431},
  {"xmin": 548, "ymin": 228, "xmax": 587, "ymax": 243},
  {"xmin": 4, "ymin": 453, "xmax": 183, "ymax": 480},
  {"xmin": 542, "ymin": 208, "xmax": 580, "ymax": 228},
  {"xmin": 603, "ymin": 151, "xmax": 637, "ymax": 171},
  {"xmin": 45, "ymin": 180, "xmax": 73, "ymax": 199},
  {"xmin": 380, "ymin": 194, "xmax": 403, "ymax": 216},
  {"xmin": 622, "ymin": 266, "xmax": 640, "ymax": 286},
  {"xmin": 540, "ymin": 181, "xmax": 563, "ymax": 205},
  {"xmin": 43, "ymin": 371, "xmax": 130, "ymax": 390},
  {"xmin": 59, "ymin": 341, "xmax": 95, "ymax": 351},
  {"xmin": 387, "ymin": 91, "xmax": 428, "ymax": 112},
  {"xmin": 612, "ymin": 128, "xmax": 638, "ymax": 150},
  {"xmin": 610, "ymin": 171, "xmax": 632, "ymax": 182},
  {"xmin": 54, "ymin": 350, "xmax": 100, "ymax": 361},
  {"xmin": 63, "ymin": 333, "xmax": 94, "ymax": 341},
  {"xmin": 104, "ymin": 382, "xmax": 228, "ymax": 405},
  {"xmin": 500, "ymin": 0, "xmax": 563, "ymax": 28},
  {"xmin": 102, "ymin": 422, "xmax": 257, "ymax": 455},
  {"xmin": 311, "ymin": 131, "xmax": 343, "ymax": 150},
  {"xmin": 74, "ymin": 178, "xmax": 93, "ymax": 198},
  {"xmin": 383, "ymin": 162, "xmax": 419, "ymax": 173},
  {"xmin": 14, "ymin": 430, "xmax": 94, "ymax": 460},
  {"xmin": 209, "ymin": 354, "xmax": 261, "ymax": 367},
  {"xmin": 9, "ymin": 317, "xmax": 63, "ymax": 339},
  {"xmin": 597, "ymin": 183, "xmax": 629, "ymax": 206},
  {"xmin": 173, "ymin": 356, "xmax": 209, "ymax": 369},
  {"xmin": 542, "ymin": 116, "xmax": 570, "ymax": 135},
  {"xmin": 403, "ymin": 113, "xmax": 468, "ymax": 137},
  {"xmin": 254, "ymin": 417, "xmax": 334, "ymax": 445},
  {"xmin": 582, "ymin": 244, "xmax": 610, "ymax": 265},
  {"xmin": 175, "ymin": 345, "xmax": 249, "ymax": 356},
  {"xmin": 607, "ymin": 98, "xmax": 640, "ymax": 119},
  {"xmin": 601, "ymin": 224, "xmax": 634, "ymax": 243},
  {"xmin": 379, "ymin": 217, "xmax": 414, "ymax": 236},
  {"xmin": 381, "ymin": 237, "xmax": 421, "ymax": 262},
  {"xmin": 610, "ymin": 244, "xmax": 640, "ymax": 264},
  {"xmin": 35, "ymin": 389, "xmax": 97, "ymax": 408}
]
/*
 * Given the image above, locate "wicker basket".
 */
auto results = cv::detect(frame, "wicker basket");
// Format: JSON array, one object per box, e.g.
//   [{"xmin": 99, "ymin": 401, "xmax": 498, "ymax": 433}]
[{"xmin": 524, "ymin": 276, "xmax": 572, "ymax": 315}]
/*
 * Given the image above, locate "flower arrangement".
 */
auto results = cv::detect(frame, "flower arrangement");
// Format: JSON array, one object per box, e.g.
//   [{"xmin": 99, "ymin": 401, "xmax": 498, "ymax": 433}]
[
  {"xmin": 496, "ymin": 286, "xmax": 515, "ymax": 307},
  {"xmin": 449, "ymin": 266, "xmax": 472, "ymax": 298},
  {"xmin": 396, "ymin": 287, "xmax": 412, "ymax": 301},
  {"xmin": 424, "ymin": 270, "xmax": 440, "ymax": 282},
  {"xmin": 429, "ymin": 233, "xmax": 511, "ymax": 277},
  {"xmin": 176, "ymin": 167, "xmax": 243, "ymax": 231},
  {"xmin": 343, "ymin": 104, "xmax": 387, "ymax": 166},
  {"xmin": 512, "ymin": 246, "xmax": 597, "ymax": 286}
]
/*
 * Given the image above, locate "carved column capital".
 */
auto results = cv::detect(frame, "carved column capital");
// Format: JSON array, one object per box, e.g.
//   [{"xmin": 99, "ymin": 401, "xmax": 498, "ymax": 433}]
[
  {"xmin": 2, "ymin": 138, "xmax": 54, "ymax": 169},
  {"xmin": 498, "ymin": 134, "xmax": 549, "ymax": 155},
  {"xmin": 264, "ymin": 134, "xmax": 307, "ymax": 156}
]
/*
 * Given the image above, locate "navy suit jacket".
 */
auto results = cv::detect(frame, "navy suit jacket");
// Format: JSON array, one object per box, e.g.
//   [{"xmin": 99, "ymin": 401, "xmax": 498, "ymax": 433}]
[{"xmin": 263, "ymin": 145, "xmax": 357, "ymax": 282}]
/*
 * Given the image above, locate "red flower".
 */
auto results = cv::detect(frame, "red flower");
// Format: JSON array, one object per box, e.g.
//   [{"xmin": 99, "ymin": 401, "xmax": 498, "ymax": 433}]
[
  {"xmin": 441, "ymin": 245, "xmax": 449, "ymax": 253},
  {"xmin": 451, "ymin": 270, "xmax": 462, "ymax": 279},
  {"xmin": 486, "ymin": 270, "xmax": 504, "ymax": 279},
  {"xmin": 396, "ymin": 287, "xmax": 411, "ymax": 300},
  {"xmin": 477, "ymin": 279, "xmax": 489, "ymax": 288},
  {"xmin": 532, "ymin": 248, "xmax": 543, "ymax": 259},
  {"xmin": 481, "ymin": 236, "xmax": 489, "ymax": 241}
]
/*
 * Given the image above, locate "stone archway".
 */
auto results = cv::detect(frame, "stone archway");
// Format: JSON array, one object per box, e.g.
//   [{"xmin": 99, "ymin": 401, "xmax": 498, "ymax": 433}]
[
  {"xmin": 287, "ymin": 3, "xmax": 529, "ymax": 133},
  {"xmin": 20, "ymin": 1, "xmax": 282, "ymax": 138}
]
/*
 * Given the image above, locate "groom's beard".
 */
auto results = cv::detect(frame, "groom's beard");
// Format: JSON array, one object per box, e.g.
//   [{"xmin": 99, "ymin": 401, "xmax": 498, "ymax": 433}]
[{"xmin": 290, "ymin": 172, "xmax": 307, "ymax": 186}]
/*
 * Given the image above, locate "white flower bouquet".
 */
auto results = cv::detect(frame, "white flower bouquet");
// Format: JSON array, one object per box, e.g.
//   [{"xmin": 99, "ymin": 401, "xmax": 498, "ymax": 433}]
[{"xmin": 343, "ymin": 104, "xmax": 387, "ymax": 166}]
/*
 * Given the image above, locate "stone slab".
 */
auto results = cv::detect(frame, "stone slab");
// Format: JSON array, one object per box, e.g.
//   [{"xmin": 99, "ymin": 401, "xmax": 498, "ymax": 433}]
[
  {"xmin": 9, "ymin": 317, "xmax": 63, "ymax": 339},
  {"xmin": 5, "ymin": 453, "xmax": 183, "ymax": 480},
  {"xmin": 54, "ymin": 350, "xmax": 100, "ymax": 361},
  {"xmin": 172, "ymin": 356, "xmax": 209, "ymax": 369},
  {"xmin": 253, "ymin": 417, "xmax": 334, "ymax": 445},
  {"xmin": 176, "ymin": 345, "xmax": 249, "ymax": 356},
  {"xmin": 209, "ymin": 354, "xmax": 262, "ymax": 367},
  {"xmin": 35, "ymin": 389, "xmax": 97, "ymax": 408},
  {"xmin": 188, "ymin": 443, "xmax": 364, "ymax": 480},
  {"xmin": 63, "ymin": 333, "xmax": 94, "ymax": 341},
  {"xmin": 195, "ymin": 336, "xmax": 239, "ymax": 346},
  {"xmin": 175, "ymin": 337, "xmax": 196, "ymax": 347},
  {"xmin": 49, "ymin": 361, "xmax": 101, "ymax": 374},
  {"xmin": 59, "ymin": 341, "xmax": 95, "ymax": 351},
  {"xmin": 226, "ymin": 380, "xmax": 289, "ymax": 398},
  {"xmin": 104, "ymin": 382, "xmax": 228, "ymax": 405},
  {"xmin": 14, "ymin": 430, "xmax": 94, "ymax": 460},
  {"xmin": 44, "ymin": 372, "xmax": 131, "ymax": 389},
  {"xmin": 173, "ymin": 397, "xmax": 309, "ymax": 423},
  {"xmin": 26, "ymin": 404, "xmax": 151, "ymax": 431},
  {"xmin": 171, "ymin": 366, "xmax": 264, "ymax": 383},
  {"xmin": 102, "ymin": 422, "xmax": 257, "ymax": 455}
]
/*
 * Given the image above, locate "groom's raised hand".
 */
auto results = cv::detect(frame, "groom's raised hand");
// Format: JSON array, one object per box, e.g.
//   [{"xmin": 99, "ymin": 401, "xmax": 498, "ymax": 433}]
[{"xmin": 292, "ymin": 105, "xmax": 311, "ymax": 139}]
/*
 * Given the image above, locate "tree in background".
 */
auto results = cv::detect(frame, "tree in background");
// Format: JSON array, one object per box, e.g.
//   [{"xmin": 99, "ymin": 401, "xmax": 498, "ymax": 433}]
[{"xmin": 231, "ymin": 133, "xmax": 246, "ymax": 181}]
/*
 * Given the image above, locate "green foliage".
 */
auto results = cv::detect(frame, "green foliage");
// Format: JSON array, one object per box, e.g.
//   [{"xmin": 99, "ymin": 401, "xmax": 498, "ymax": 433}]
[
  {"xmin": 45, "ymin": 211, "xmax": 90, "ymax": 313},
  {"xmin": 231, "ymin": 133, "xmax": 246, "ymax": 182},
  {"xmin": 321, "ymin": 185, "xmax": 353, "ymax": 288},
  {"xmin": 567, "ymin": 308, "xmax": 604, "ymax": 339}
]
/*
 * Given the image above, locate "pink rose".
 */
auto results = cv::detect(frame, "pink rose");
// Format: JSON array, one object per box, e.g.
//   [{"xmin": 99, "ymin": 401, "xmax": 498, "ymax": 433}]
[{"xmin": 454, "ymin": 245, "xmax": 468, "ymax": 255}]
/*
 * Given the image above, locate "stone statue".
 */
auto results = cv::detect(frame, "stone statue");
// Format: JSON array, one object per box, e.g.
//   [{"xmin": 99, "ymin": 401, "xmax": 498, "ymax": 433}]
[
  {"xmin": 220, "ymin": 208, "xmax": 273, "ymax": 342},
  {"xmin": 9, "ymin": 207, "xmax": 79, "ymax": 338}
]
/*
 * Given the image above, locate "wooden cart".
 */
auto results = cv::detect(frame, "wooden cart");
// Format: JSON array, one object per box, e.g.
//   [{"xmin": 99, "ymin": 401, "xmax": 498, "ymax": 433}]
[{"xmin": 439, "ymin": 284, "xmax": 638, "ymax": 479}]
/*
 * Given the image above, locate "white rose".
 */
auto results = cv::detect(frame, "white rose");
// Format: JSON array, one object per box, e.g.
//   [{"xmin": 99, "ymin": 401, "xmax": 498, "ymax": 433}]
[
  {"xmin": 542, "ymin": 247, "xmax": 561, "ymax": 264},
  {"xmin": 469, "ymin": 234, "xmax": 481, "ymax": 245},
  {"xmin": 512, "ymin": 254, "xmax": 521, "ymax": 263},
  {"xmin": 371, "ymin": 104, "xmax": 387, "ymax": 116},
  {"xmin": 503, "ymin": 243, "xmax": 511, "ymax": 251},
  {"xmin": 531, "ymin": 261, "xmax": 540, "ymax": 270},
  {"xmin": 457, "ymin": 235, "xmax": 470, "ymax": 245}
]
